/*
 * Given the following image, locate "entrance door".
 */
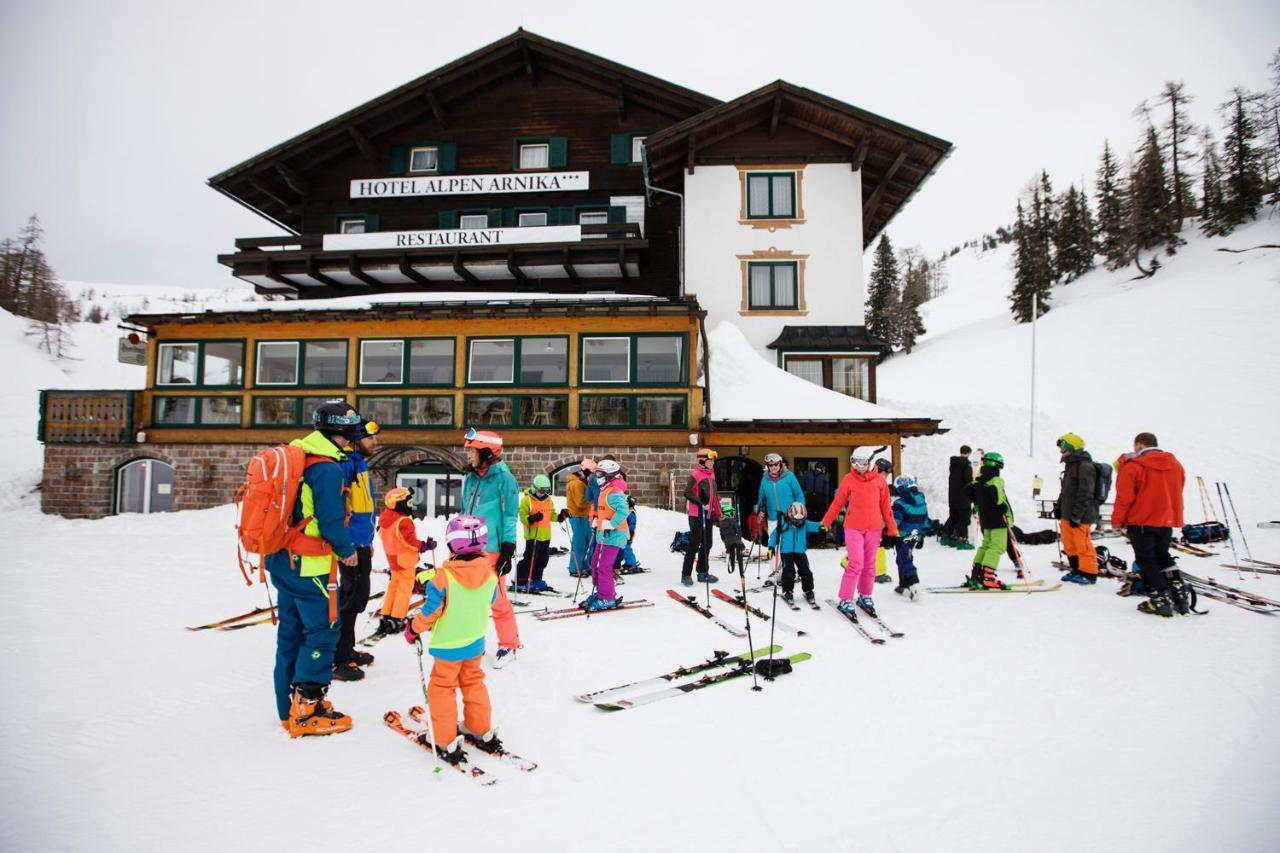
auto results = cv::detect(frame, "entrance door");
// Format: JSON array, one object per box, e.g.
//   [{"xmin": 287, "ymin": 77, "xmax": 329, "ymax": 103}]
[
  {"xmin": 115, "ymin": 458, "xmax": 176, "ymax": 514},
  {"xmin": 395, "ymin": 461, "xmax": 464, "ymax": 520},
  {"xmin": 794, "ymin": 456, "xmax": 838, "ymax": 516},
  {"xmin": 712, "ymin": 456, "xmax": 763, "ymax": 516}
]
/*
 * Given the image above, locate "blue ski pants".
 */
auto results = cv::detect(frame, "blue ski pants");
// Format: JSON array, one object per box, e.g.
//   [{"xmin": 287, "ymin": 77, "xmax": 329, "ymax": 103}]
[{"xmin": 269, "ymin": 566, "xmax": 339, "ymax": 720}]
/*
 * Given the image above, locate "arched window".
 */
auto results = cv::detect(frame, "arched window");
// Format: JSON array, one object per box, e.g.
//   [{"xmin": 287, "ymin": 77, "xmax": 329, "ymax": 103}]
[
  {"xmin": 550, "ymin": 461, "xmax": 585, "ymax": 499},
  {"xmin": 115, "ymin": 458, "xmax": 176, "ymax": 514},
  {"xmin": 395, "ymin": 460, "xmax": 464, "ymax": 520}
]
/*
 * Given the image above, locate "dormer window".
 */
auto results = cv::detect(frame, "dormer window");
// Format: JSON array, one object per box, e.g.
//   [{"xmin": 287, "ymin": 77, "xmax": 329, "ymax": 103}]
[
  {"xmin": 518, "ymin": 143, "xmax": 550, "ymax": 169},
  {"xmin": 409, "ymin": 146, "xmax": 439, "ymax": 173}
]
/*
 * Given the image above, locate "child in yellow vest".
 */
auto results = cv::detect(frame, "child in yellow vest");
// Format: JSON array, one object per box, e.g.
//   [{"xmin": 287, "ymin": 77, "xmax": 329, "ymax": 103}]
[
  {"xmin": 404, "ymin": 514, "xmax": 500, "ymax": 765},
  {"xmin": 514, "ymin": 474, "xmax": 555, "ymax": 593}
]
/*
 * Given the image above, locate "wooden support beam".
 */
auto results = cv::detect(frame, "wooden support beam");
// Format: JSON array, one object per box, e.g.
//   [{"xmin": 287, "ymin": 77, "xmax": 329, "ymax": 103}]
[
  {"xmin": 424, "ymin": 88, "xmax": 447, "ymax": 127},
  {"xmin": 248, "ymin": 176, "xmax": 290, "ymax": 209},
  {"xmin": 617, "ymin": 247, "xmax": 630, "ymax": 281},
  {"xmin": 769, "ymin": 92, "xmax": 783, "ymax": 138},
  {"xmin": 521, "ymin": 43, "xmax": 537, "ymax": 86},
  {"xmin": 852, "ymin": 132, "xmax": 874, "ymax": 171},
  {"xmin": 862, "ymin": 144, "xmax": 912, "ymax": 219},
  {"xmin": 779, "ymin": 113, "xmax": 864, "ymax": 149},
  {"xmin": 273, "ymin": 162, "xmax": 309, "ymax": 196},
  {"xmin": 347, "ymin": 256, "xmax": 379, "ymax": 287},
  {"xmin": 347, "ymin": 127, "xmax": 379, "ymax": 164},
  {"xmin": 686, "ymin": 137, "xmax": 696, "ymax": 175},
  {"xmin": 452, "ymin": 252, "xmax": 478, "ymax": 283},
  {"xmin": 617, "ymin": 81, "xmax": 627, "ymax": 120},
  {"xmin": 506, "ymin": 251, "xmax": 527, "ymax": 284},
  {"xmin": 398, "ymin": 254, "xmax": 430, "ymax": 285},
  {"xmin": 262, "ymin": 257, "xmax": 299, "ymax": 293},
  {"xmin": 562, "ymin": 248, "xmax": 579, "ymax": 284},
  {"xmin": 306, "ymin": 255, "xmax": 346, "ymax": 289}
]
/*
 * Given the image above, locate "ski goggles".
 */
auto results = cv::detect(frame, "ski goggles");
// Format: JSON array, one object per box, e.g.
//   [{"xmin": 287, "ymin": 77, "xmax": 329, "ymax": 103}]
[
  {"xmin": 697, "ymin": 449, "xmax": 719, "ymax": 461},
  {"xmin": 360, "ymin": 420, "xmax": 380, "ymax": 437},
  {"xmin": 465, "ymin": 427, "xmax": 479, "ymax": 441},
  {"xmin": 320, "ymin": 411, "xmax": 363, "ymax": 427}
]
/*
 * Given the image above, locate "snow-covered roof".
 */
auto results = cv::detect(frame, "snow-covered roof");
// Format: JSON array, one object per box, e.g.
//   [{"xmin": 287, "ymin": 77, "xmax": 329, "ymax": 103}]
[{"xmin": 707, "ymin": 321, "xmax": 926, "ymax": 423}]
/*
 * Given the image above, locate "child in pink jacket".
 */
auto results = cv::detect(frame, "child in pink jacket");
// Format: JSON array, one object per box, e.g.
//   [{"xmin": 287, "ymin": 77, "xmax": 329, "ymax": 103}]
[{"xmin": 821, "ymin": 449, "xmax": 900, "ymax": 618}]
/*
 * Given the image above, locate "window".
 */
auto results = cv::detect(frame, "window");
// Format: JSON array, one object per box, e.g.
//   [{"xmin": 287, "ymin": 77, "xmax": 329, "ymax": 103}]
[
  {"xmin": 252, "ymin": 396, "xmax": 339, "ymax": 426},
  {"xmin": 581, "ymin": 337, "xmax": 630, "ymax": 383},
  {"xmin": 784, "ymin": 355, "xmax": 872, "ymax": 401},
  {"xmin": 518, "ymin": 211, "xmax": 548, "ymax": 227},
  {"xmin": 580, "ymin": 394, "xmax": 688, "ymax": 428},
  {"xmin": 748, "ymin": 262, "xmax": 798, "ymax": 309},
  {"xmin": 338, "ymin": 217, "xmax": 367, "ymax": 234},
  {"xmin": 157, "ymin": 341, "xmax": 243, "ymax": 387},
  {"xmin": 359, "ymin": 396, "xmax": 402, "ymax": 426},
  {"xmin": 459, "ymin": 213, "xmax": 488, "ymax": 230},
  {"xmin": 636, "ymin": 336, "xmax": 683, "ymax": 384},
  {"xmin": 115, "ymin": 458, "xmax": 175, "ymax": 515},
  {"xmin": 466, "ymin": 337, "xmax": 566, "ymax": 386},
  {"xmin": 408, "ymin": 396, "xmax": 453, "ymax": 426},
  {"xmin": 409, "ymin": 146, "xmax": 438, "ymax": 173},
  {"xmin": 408, "ymin": 340, "xmax": 454, "ymax": 385},
  {"xmin": 360, "ymin": 340, "xmax": 404, "ymax": 385},
  {"xmin": 256, "ymin": 342, "xmax": 299, "ymax": 385},
  {"xmin": 356, "ymin": 395, "xmax": 454, "ymax": 428},
  {"xmin": 579, "ymin": 209, "xmax": 608, "ymax": 239},
  {"xmin": 746, "ymin": 173, "xmax": 796, "ymax": 219},
  {"xmin": 153, "ymin": 396, "xmax": 242, "ymax": 426},
  {"xmin": 519, "ymin": 143, "xmax": 549, "ymax": 169},
  {"xmin": 464, "ymin": 395, "xmax": 567, "ymax": 428},
  {"xmin": 631, "ymin": 136, "xmax": 646, "ymax": 163},
  {"xmin": 303, "ymin": 341, "xmax": 348, "ymax": 386}
]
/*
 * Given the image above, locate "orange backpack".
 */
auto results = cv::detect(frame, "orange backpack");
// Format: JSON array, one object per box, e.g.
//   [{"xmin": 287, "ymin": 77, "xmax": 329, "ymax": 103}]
[{"xmin": 235, "ymin": 444, "xmax": 337, "ymax": 587}]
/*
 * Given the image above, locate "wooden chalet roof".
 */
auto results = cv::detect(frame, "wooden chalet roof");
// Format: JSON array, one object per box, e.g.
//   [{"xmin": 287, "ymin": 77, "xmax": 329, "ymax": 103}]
[
  {"xmin": 643, "ymin": 81, "xmax": 953, "ymax": 247},
  {"xmin": 766, "ymin": 325, "xmax": 889, "ymax": 353},
  {"xmin": 208, "ymin": 29, "xmax": 721, "ymax": 233}
]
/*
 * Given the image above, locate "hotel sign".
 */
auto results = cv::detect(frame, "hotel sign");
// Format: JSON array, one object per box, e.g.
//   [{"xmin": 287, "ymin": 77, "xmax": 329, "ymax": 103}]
[
  {"xmin": 323, "ymin": 224, "xmax": 583, "ymax": 251},
  {"xmin": 350, "ymin": 171, "xmax": 589, "ymax": 199}
]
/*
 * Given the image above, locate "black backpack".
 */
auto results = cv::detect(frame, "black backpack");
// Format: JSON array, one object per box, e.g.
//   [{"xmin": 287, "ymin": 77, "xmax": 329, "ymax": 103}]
[{"xmin": 1093, "ymin": 462, "xmax": 1113, "ymax": 505}]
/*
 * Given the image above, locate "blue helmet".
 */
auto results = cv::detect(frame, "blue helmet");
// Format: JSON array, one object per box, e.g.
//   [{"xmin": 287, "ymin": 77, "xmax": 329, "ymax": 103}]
[{"xmin": 894, "ymin": 474, "xmax": 916, "ymax": 492}]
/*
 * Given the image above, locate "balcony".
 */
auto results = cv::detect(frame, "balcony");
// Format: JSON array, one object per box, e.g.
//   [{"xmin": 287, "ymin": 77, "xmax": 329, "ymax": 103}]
[
  {"xmin": 39, "ymin": 390, "xmax": 138, "ymax": 444},
  {"xmin": 218, "ymin": 221, "xmax": 648, "ymax": 297}
]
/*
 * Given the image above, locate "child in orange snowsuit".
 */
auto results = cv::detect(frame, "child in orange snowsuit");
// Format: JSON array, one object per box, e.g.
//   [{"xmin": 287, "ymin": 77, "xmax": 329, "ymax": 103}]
[{"xmin": 377, "ymin": 486, "xmax": 435, "ymax": 633}]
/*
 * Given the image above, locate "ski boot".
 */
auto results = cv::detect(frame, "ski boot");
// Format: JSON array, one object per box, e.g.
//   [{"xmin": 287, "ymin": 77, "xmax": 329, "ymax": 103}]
[
  {"xmin": 680, "ymin": 575, "xmax": 695, "ymax": 588},
  {"xmin": 285, "ymin": 682, "xmax": 351, "ymax": 738},
  {"xmin": 1167, "ymin": 580, "xmax": 1191, "ymax": 615},
  {"xmin": 426, "ymin": 734, "xmax": 469, "ymax": 766},
  {"xmin": 955, "ymin": 538, "xmax": 975, "ymax": 551},
  {"xmin": 1137, "ymin": 590, "xmax": 1174, "ymax": 618},
  {"xmin": 350, "ymin": 649, "xmax": 375, "ymax": 667},
  {"xmin": 804, "ymin": 590, "xmax": 817, "ymax": 607},
  {"xmin": 493, "ymin": 647, "xmax": 518, "ymax": 669},
  {"xmin": 578, "ymin": 591, "xmax": 600, "ymax": 611},
  {"xmin": 461, "ymin": 725, "xmax": 505, "ymax": 755},
  {"xmin": 939, "ymin": 535, "xmax": 956, "ymax": 548},
  {"xmin": 856, "ymin": 595, "xmax": 877, "ymax": 618},
  {"xmin": 1061, "ymin": 570, "xmax": 1098, "ymax": 585},
  {"xmin": 331, "ymin": 660, "xmax": 365, "ymax": 682},
  {"xmin": 530, "ymin": 579, "xmax": 554, "ymax": 593},
  {"xmin": 782, "ymin": 591, "xmax": 795, "ymax": 606},
  {"xmin": 696, "ymin": 572, "xmax": 720, "ymax": 584},
  {"xmin": 875, "ymin": 573, "xmax": 893, "ymax": 584},
  {"xmin": 967, "ymin": 564, "xmax": 1007, "ymax": 590},
  {"xmin": 585, "ymin": 595, "xmax": 621, "ymax": 612},
  {"xmin": 836, "ymin": 598, "xmax": 858, "ymax": 617}
]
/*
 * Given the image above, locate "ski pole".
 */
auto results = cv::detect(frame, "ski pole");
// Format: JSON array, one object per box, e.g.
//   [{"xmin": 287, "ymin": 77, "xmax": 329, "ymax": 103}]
[
  {"xmin": 1221, "ymin": 482, "xmax": 1257, "ymax": 578},
  {"xmin": 701, "ymin": 504, "xmax": 712, "ymax": 609},
  {"xmin": 764, "ymin": 512, "xmax": 784, "ymax": 681},
  {"xmin": 1196, "ymin": 476, "xmax": 1214, "ymax": 525},
  {"xmin": 1215, "ymin": 482, "xmax": 1243, "ymax": 581},
  {"xmin": 729, "ymin": 528, "xmax": 761, "ymax": 691},
  {"xmin": 414, "ymin": 638, "xmax": 444, "ymax": 775},
  {"xmin": 562, "ymin": 520, "xmax": 587, "ymax": 605},
  {"xmin": 1004, "ymin": 513, "xmax": 1031, "ymax": 591}
]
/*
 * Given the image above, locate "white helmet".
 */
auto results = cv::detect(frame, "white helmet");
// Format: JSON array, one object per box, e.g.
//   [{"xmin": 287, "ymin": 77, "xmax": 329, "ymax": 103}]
[
  {"xmin": 787, "ymin": 502, "xmax": 807, "ymax": 522},
  {"xmin": 597, "ymin": 459, "xmax": 623, "ymax": 479},
  {"xmin": 851, "ymin": 448, "xmax": 874, "ymax": 468}
]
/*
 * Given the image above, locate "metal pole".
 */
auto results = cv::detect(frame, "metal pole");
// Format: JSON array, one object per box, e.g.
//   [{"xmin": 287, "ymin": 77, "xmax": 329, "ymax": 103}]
[{"xmin": 1029, "ymin": 292, "xmax": 1037, "ymax": 457}]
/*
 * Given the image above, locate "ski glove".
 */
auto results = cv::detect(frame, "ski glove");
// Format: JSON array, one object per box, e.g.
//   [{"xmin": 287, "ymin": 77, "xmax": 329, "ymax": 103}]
[
  {"xmin": 527, "ymin": 512, "xmax": 544, "ymax": 524},
  {"xmin": 1069, "ymin": 520, "xmax": 1080, "ymax": 529},
  {"xmin": 403, "ymin": 613, "xmax": 431, "ymax": 645},
  {"xmin": 882, "ymin": 534, "xmax": 901, "ymax": 548},
  {"xmin": 496, "ymin": 541, "xmax": 517, "ymax": 576},
  {"xmin": 418, "ymin": 537, "xmax": 437, "ymax": 553},
  {"xmin": 557, "ymin": 508, "xmax": 570, "ymax": 523}
]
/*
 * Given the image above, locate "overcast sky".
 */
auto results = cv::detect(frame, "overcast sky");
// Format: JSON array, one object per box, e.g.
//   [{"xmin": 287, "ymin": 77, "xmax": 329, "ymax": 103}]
[{"xmin": 1, "ymin": 0, "xmax": 1276, "ymax": 290}]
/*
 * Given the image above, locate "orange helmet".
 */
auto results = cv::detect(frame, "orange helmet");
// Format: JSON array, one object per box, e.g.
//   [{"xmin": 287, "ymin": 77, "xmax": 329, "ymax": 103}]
[
  {"xmin": 463, "ymin": 427, "xmax": 504, "ymax": 456},
  {"xmin": 384, "ymin": 486, "xmax": 412, "ymax": 509}
]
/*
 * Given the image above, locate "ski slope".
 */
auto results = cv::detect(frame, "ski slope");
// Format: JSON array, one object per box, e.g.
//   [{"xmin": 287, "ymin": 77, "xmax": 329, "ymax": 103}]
[{"xmin": 3, "ymin": 216, "xmax": 1280, "ymax": 852}]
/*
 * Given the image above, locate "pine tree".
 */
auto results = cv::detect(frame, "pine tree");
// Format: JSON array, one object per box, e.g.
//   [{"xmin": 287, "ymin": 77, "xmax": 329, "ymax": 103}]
[
  {"xmin": 865, "ymin": 234, "xmax": 900, "ymax": 346},
  {"xmin": 1036, "ymin": 171, "xmax": 1059, "ymax": 282},
  {"xmin": 1054, "ymin": 185, "xmax": 1096, "ymax": 282},
  {"xmin": 1264, "ymin": 48, "xmax": 1280, "ymax": 203},
  {"xmin": 1094, "ymin": 142, "xmax": 1129, "ymax": 269},
  {"xmin": 1010, "ymin": 201, "xmax": 1051, "ymax": 323},
  {"xmin": 1219, "ymin": 87, "xmax": 1265, "ymax": 230},
  {"xmin": 0, "ymin": 214, "xmax": 69, "ymax": 324},
  {"xmin": 895, "ymin": 251, "xmax": 928, "ymax": 353},
  {"xmin": 1199, "ymin": 126, "xmax": 1228, "ymax": 236},
  {"xmin": 1159, "ymin": 81, "xmax": 1197, "ymax": 230},
  {"xmin": 1128, "ymin": 126, "xmax": 1178, "ymax": 264}
]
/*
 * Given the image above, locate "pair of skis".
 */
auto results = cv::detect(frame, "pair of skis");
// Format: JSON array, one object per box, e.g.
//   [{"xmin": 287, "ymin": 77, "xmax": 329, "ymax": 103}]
[
  {"xmin": 926, "ymin": 579, "xmax": 1064, "ymax": 594},
  {"xmin": 709, "ymin": 589, "xmax": 807, "ymax": 635},
  {"xmin": 824, "ymin": 599, "xmax": 903, "ymax": 645},
  {"xmin": 1180, "ymin": 573, "xmax": 1280, "ymax": 614},
  {"xmin": 383, "ymin": 708, "xmax": 536, "ymax": 784},
  {"xmin": 665, "ymin": 589, "xmax": 746, "ymax": 637},
  {"xmin": 574, "ymin": 646, "xmax": 780, "ymax": 704},
  {"xmin": 189, "ymin": 591, "xmax": 389, "ymax": 631},
  {"xmin": 585, "ymin": 649, "xmax": 812, "ymax": 711},
  {"xmin": 531, "ymin": 599, "xmax": 654, "ymax": 622}
]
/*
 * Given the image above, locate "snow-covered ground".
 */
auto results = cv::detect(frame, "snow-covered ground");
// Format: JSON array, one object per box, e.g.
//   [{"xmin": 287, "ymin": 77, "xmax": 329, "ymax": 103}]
[{"xmin": 3, "ymin": 215, "xmax": 1279, "ymax": 852}]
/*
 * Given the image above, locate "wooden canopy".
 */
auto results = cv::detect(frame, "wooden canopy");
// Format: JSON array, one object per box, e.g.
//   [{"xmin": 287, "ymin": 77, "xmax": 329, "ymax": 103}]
[{"xmin": 643, "ymin": 81, "xmax": 953, "ymax": 247}]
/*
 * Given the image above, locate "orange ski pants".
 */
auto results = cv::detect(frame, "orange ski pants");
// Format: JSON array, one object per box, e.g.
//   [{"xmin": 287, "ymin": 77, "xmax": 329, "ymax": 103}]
[
  {"xmin": 381, "ymin": 564, "xmax": 417, "ymax": 619},
  {"xmin": 428, "ymin": 656, "xmax": 491, "ymax": 748},
  {"xmin": 1059, "ymin": 521, "xmax": 1098, "ymax": 575},
  {"xmin": 487, "ymin": 551, "xmax": 520, "ymax": 650}
]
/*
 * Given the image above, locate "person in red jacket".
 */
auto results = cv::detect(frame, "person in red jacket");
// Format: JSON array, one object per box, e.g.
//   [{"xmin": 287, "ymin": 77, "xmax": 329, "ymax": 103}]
[
  {"xmin": 1110, "ymin": 432, "xmax": 1188, "ymax": 617},
  {"xmin": 822, "ymin": 448, "xmax": 899, "ymax": 619}
]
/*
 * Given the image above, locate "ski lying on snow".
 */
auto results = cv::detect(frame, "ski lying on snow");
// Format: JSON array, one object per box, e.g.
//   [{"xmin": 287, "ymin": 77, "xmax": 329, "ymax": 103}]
[
  {"xmin": 1172, "ymin": 542, "xmax": 1217, "ymax": 557},
  {"xmin": 711, "ymin": 589, "xmax": 806, "ymax": 635},
  {"xmin": 823, "ymin": 599, "xmax": 886, "ymax": 644},
  {"xmin": 926, "ymin": 582, "xmax": 1063, "ymax": 594},
  {"xmin": 745, "ymin": 570, "xmax": 781, "ymax": 594},
  {"xmin": 574, "ymin": 646, "xmax": 783, "ymax": 703},
  {"xmin": 356, "ymin": 598, "xmax": 425, "ymax": 646},
  {"xmin": 1220, "ymin": 563, "xmax": 1280, "ymax": 576},
  {"xmin": 1256, "ymin": 522, "xmax": 1280, "ymax": 529},
  {"xmin": 188, "ymin": 604, "xmax": 274, "ymax": 631},
  {"xmin": 507, "ymin": 586, "xmax": 574, "ymax": 598},
  {"xmin": 408, "ymin": 706, "xmax": 537, "ymax": 771},
  {"xmin": 383, "ymin": 711, "xmax": 494, "ymax": 785},
  {"xmin": 594, "ymin": 653, "xmax": 812, "ymax": 711},
  {"xmin": 532, "ymin": 599, "xmax": 654, "ymax": 621},
  {"xmin": 665, "ymin": 589, "xmax": 747, "ymax": 637},
  {"xmin": 1244, "ymin": 557, "xmax": 1280, "ymax": 570},
  {"xmin": 1186, "ymin": 587, "xmax": 1277, "ymax": 614},
  {"xmin": 212, "ymin": 591, "xmax": 391, "ymax": 632},
  {"xmin": 1181, "ymin": 573, "xmax": 1280, "ymax": 609}
]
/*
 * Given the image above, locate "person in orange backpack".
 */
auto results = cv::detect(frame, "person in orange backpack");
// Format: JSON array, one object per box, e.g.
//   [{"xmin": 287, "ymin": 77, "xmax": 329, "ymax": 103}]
[
  {"xmin": 377, "ymin": 487, "xmax": 436, "ymax": 635},
  {"xmin": 822, "ymin": 448, "xmax": 899, "ymax": 620},
  {"xmin": 403, "ymin": 514, "xmax": 502, "ymax": 766},
  {"xmin": 265, "ymin": 401, "xmax": 361, "ymax": 738}
]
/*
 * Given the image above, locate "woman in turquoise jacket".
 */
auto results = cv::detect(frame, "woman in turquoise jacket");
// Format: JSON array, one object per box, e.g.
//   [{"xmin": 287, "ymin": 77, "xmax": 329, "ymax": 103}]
[{"xmin": 755, "ymin": 454, "xmax": 805, "ymax": 552}]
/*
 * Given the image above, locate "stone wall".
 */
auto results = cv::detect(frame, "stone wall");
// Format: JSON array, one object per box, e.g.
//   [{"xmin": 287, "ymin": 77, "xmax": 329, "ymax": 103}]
[{"xmin": 41, "ymin": 441, "xmax": 700, "ymax": 518}]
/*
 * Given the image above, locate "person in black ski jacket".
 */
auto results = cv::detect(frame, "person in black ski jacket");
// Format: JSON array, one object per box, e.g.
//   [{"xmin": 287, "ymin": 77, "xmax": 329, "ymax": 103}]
[
  {"xmin": 1054, "ymin": 433, "xmax": 1100, "ymax": 584},
  {"xmin": 942, "ymin": 445, "xmax": 975, "ymax": 549}
]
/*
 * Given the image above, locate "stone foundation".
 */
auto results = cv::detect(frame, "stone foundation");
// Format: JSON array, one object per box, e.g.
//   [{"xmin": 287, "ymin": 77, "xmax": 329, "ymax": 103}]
[{"xmin": 40, "ymin": 441, "xmax": 696, "ymax": 518}]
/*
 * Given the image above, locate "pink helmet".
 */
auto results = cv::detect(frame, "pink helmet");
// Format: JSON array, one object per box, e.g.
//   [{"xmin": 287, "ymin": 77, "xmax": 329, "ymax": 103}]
[{"xmin": 445, "ymin": 514, "xmax": 488, "ymax": 555}]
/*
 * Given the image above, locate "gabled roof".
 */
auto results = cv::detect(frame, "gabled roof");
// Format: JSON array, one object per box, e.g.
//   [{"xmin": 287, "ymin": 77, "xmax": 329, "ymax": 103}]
[
  {"xmin": 208, "ymin": 29, "xmax": 721, "ymax": 233},
  {"xmin": 766, "ymin": 325, "xmax": 889, "ymax": 353},
  {"xmin": 644, "ymin": 80, "xmax": 953, "ymax": 247}
]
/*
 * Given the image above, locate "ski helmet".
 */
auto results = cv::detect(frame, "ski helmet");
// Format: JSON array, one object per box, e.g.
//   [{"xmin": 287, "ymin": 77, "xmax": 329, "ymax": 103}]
[
  {"xmin": 445, "ymin": 514, "xmax": 488, "ymax": 556},
  {"xmin": 1057, "ymin": 432, "xmax": 1085, "ymax": 452},
  {"xmin": 384, "ymin": 486, "xmax": 412, "ymax": 510},
  {"xmin": 597, "ymin": 459, "xmax": 623, "ymax": 479},
  {"xmin": 530, "ymin": 474, "xmax": 552, "ymax": 499},
  {"xmin": 463, "ymin": 427, "xmax": 503, "ymax": 455},
  {"xmin": 787, "ymin": 501, "xmax": 807, "ymax": 522},
  {"xmin": 981, "ymin": 451, "xmax": 1005, "ymax": 469},
  {"xmin": 875, "ymin": 458, "xmax": 893, "ymax": 475},
  {"xmin": 720, "ymin": 497, "xmax": 737, "ymax": 517},
  {"xmin": 850, "ymin": 448, "xmax": 875, "ymax": 469},
  {"xmin": 313, "ymin": 401, "xmax": 364, "ymax": 441},
  {"xmin": 696, "ymin": 448, "xmax": 718, "ymax": 463},
  {"xmin": 894, "ymin": 474, "xmax": 916, "ymax": 492},
  {"xmin": 763, "ymin": 452, "xmax": 784, "ymax": 466}
]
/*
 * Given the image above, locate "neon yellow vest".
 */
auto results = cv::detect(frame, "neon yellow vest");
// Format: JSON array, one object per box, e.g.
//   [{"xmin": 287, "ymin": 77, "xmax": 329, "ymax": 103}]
[{"xmin": 429, "ymin": 568, "xmax": 497, "ymax": 652}]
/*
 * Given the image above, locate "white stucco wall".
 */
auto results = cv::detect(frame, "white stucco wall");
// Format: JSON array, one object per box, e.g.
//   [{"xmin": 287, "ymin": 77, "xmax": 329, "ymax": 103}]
[{"xmin": 683, "ymin": 162, "xmax": 865, "ymax": 358}]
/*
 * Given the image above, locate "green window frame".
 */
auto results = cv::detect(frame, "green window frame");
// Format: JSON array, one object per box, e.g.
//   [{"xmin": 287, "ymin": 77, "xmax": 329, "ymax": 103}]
[
  {"xmin": 578, "ymin": 394, "xmax": 688, "ymax": 429},
  {"xmin": 463, "ymin": 394, "xmax": 568, "ymax": 429},
  {"xmin": 610, "ymin": 132, "xmax": 652, "ymax": 165},
  {"xmin": 155, "ymin": 340, "xmax": 245, "ymax": 389},
  {"xmin": 578, "ymin": 333, "xmax": 687, "ymax": 386},
  {"xmin": 745, "ymin": 172, "xmax": 797, "ymax": 219},
  {"xmin": 356, "ymin": 395, "xmax": 455, "ymax": 429},
  {"xmin": 465, "ymin": 336, "xmax": 569, "ymax": 387},
  {"xmin": 357, "ymin": 338, "xmax": 456, "ymax": 388},
  {"xmin": 333, "ymin": 213, "xmax": 380, "ymax": 234},
  {"xmin": 254, "ymin": 340, "xmax": 349, "ymax": 388},
  {"xmin": 389, "ymin": 142, "xmax": 458, "ymax": 175},
  {"xmin": 152, "ymin": 395, "xmax": 243, "ymax": 427},
  {"xmin": 747, "ymin": 262, "xmax": 799, "ymax": 310},
  {"xmin": 512, "ymin": 137, "xmax": 568, "ymax": 170},
  {"xmin": 251, "ymin": 395, "xmax": 348, "ymax": 427}
]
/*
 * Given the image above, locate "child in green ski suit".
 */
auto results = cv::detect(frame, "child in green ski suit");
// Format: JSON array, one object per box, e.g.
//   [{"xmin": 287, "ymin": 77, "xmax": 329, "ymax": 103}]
[{"xmin": 965, "ymin": 451, "xmax": 1013, "ymax": 589}]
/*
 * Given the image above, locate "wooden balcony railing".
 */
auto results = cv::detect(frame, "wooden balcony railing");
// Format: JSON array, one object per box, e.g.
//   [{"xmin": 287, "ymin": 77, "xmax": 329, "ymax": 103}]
[{"xmin": 39, "ymin": 390, "xmax": 136, "ymax": 444}]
